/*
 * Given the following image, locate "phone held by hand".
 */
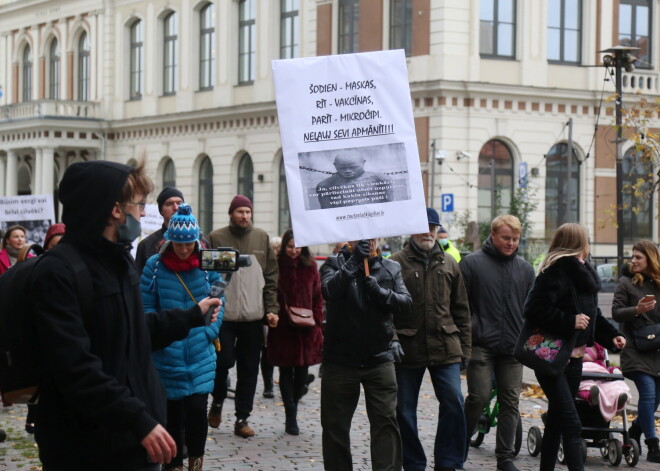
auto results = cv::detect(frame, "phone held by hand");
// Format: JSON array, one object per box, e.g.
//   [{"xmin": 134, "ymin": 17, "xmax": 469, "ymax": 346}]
[{"xmin": 642, "ymin": 294, "xmax": 656, "ymax": 303}]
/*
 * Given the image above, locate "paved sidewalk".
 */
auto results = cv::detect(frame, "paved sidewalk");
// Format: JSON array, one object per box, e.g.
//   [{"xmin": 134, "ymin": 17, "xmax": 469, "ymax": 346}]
[{"xmin": 1, "ymin": 363, "xmax": 658, "ymax": 470}]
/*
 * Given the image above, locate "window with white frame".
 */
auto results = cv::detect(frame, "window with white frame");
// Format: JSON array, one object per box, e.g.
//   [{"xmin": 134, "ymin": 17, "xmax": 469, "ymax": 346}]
[
  {"xmin": 200, "ymin": 3, "xmax": 215, "ymax": 90},
  {"xmin": 622, "ymin": 146, "xmax": 654, "ymax": 241},
  {"xmin": 390, "ymin": 0, "xmax": 412, "ymax": 56},
  {"xmin": 619, "ymin": 0, "xmax": 651, "ymax": 68},
  {"xmin": 163, "ymin": 158, "xmax": 176, "ymax": 188},
  {"xmin": 198, "ymin": 156, "xmax": 214, "ymax": 234},
  {"xmin": 547, "ymin": 0, "xmax": 581, "ymax": 64},
  {"xmin": 78, "ymin": 32, "xmax": 90, "ymax": 101},
  {"xmin": 22, "ymin": 46, "xmax": 32, "ymax": 102},
  {"xmin": 479, "ymin": 0, "xmax": 516, "ymax": 58},
  {"xmin": 163, "ymin": 12, "xmax": 178, "ymax": 95},
  {"xmin": 545, "ymin": 142, "xmax": 580, "ymax": 238},
  {"xmin": 237, "ymin": 153, "xmax": 254, "ymax": 203},
  {"xmin": 49, "ymin": 39, "xmax": 60, "ymax": 99},
  {"xmin": 338, "ymin": 0, "xmax": 359, "ymax": 54},
  {"xmin": 130, "ymin": 20, "xmax": 144, "ymax": 99},
  {"xmin": 280, "ymin": 0, "xmax": 299, "ymax": 59},
  {"xmin": 239, "ymin": 0, "xmax": 256, "ymax": 83}
]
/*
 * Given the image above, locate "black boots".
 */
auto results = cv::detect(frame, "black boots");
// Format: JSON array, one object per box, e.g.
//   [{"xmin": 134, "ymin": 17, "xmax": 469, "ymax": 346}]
[
  {"xmin": 646, "ymin": 438, "xmax": 660, "ymax": 463},
  {"xmin": 285, "ymin": 403, "xmax": 299, "ymax": 435},
  {"xmin": 629, "ymin": 420, "xmax": 642, "ymax": 452}
]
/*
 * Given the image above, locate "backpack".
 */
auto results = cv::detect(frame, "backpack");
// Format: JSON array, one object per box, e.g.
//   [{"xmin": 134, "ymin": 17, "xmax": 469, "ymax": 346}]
[{"xmin": 0, "ymin": 243, "xmax": 91, "ymax": 404}]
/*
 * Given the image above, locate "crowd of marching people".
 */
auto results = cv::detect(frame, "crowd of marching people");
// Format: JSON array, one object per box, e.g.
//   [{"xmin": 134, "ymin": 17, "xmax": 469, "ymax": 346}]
[{"xmin": 0, "ymin": 161, "xmax": 659, "ymax": 471}]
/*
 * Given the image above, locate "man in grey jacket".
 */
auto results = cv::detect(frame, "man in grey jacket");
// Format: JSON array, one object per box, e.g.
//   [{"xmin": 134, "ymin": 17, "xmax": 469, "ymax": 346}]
[{"xmin": 460, "ymin": 215, "xmax": 535, "ymax": 471}]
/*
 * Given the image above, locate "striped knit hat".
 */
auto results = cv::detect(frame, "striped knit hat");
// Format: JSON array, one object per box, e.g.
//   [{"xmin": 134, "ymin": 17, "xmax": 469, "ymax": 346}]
[{"xmin": 165, "ymin": 203, "xmax": 199, "ymax": 243}]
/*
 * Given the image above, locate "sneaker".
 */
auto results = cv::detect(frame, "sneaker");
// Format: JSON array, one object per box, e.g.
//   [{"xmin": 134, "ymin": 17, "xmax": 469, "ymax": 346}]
[
  {"xmin": 616, "ymin": 392, "xmax": 628, "ymax": 410},
  {"xmin": 496, "ymin": 461, "xmax": 520, "ymax": 471},
  {"xmin": 234, "ymin": 419, "xmax": 255, "ymax": 438},
  {"xmin": 208, "ymin": 401, "xmax": 222, "ymax": 429},
  {"xmin": 589, "ymin": 385, "xmax": 600, "ymax": 406}
]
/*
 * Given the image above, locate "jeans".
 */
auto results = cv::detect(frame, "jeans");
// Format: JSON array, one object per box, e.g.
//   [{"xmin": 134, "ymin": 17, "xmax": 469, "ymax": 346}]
[
  {"xmin": 396, "ymin": 363, "xmax": 466, "ymax": 471},
  {"xmin": 536, "ymin": 358, "xmax": 583, "ymax": 471},
  {"xmin": 165, "ymin": 394, "xmax": 209, "ymax": 467},
  {"xmin": 321, "ymin": 361, "xmax": 402, "ymax": 471},
  {"xmin": 464, "ymin": 346, "xmax": 523, "ymax": 464},
  {"xmin": 628, "ymin": 371, "xmax": 660, "ymax": 440},
  {"xmin": 211, "ymin": 320, "xmax": 262, "ymax": 419}
]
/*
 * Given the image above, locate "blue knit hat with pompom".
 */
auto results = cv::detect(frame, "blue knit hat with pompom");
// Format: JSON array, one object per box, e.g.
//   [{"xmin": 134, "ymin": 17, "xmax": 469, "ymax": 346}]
[{"xmin": 165, "ymin": 203, "xmax": 200, "ymax": 242}]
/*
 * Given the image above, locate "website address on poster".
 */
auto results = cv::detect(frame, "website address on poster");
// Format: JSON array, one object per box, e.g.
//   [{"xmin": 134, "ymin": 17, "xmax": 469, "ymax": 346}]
[{"xmin": 336, "ymin": 210, "xmax": 385, "ymax": 221}]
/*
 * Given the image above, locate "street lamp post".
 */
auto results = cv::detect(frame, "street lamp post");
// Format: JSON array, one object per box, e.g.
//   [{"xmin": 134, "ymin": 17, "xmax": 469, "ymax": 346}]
[{"xmin": 601, "ymin": 46, "xmax": 638, "ymax": 277}]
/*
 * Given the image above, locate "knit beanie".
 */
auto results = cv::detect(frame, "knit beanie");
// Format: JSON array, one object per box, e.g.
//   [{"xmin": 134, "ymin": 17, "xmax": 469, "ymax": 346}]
[
  {"xmin": 165, "ymin": 203, "xmax": 199, "ymax": 242},
  {"xmin": 157, "ymin": 187, "xmax": 184, "ymax": 213},
  {"xmin": 228, "ymin": 195, "xmax": 253, "ymax": 214}
]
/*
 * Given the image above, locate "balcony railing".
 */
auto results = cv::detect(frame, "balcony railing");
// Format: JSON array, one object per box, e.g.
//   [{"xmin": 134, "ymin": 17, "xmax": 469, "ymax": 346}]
[
  {"xmin": 622, "ymin": 70, "xmax": 659, "ymax": 94},
  {"xmin": 0, "ymin": 100, "xmax": 100, "ymax": 122}
]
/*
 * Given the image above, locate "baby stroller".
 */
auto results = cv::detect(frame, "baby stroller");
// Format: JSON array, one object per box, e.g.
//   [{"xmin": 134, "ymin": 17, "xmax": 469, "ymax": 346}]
[{"xmin": 527, "ymin": 347, "xmax": 640, "ymax": 467}]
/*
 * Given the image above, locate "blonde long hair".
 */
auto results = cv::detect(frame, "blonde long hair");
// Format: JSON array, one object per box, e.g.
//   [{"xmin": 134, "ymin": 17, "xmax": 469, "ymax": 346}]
[
  {"xmin": 538, "ymin": 223, "xmax": 589, "ymax": 272},
  {"xmin": 631, "ymin": 240, "xmax": 660, "ymax": 286}
]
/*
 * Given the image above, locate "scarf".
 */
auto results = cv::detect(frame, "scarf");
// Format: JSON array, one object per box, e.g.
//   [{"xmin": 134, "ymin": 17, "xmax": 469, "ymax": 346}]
[
  {"xmin": 161, "ymin": 249, "xmax": 199, "ymax": 272},
  {"xmin": 5, "ymin": 245, "xmax": 21, "ymax": 266}
]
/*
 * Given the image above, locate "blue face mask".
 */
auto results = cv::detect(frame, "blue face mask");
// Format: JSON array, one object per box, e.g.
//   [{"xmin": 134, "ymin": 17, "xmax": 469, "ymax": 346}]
[
  {"xmin": 118, "ymin": 213, "xmax": 142, "ymax": 244},
  {"xmin": 438, "ymin": 238, "xmax": 449, "ymax": 248}
]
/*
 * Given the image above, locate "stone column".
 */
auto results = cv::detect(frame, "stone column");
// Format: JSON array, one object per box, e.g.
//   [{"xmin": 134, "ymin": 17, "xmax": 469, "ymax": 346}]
[
  {"xmin": 0, "ymin": 153, "xmax": 6, "ymax": 195},
  {"xmin": 34, "ymin": 148, "xmax": 43, "ymax": 194},
  {"xmin": 5, "ymin": 150, "xmax": 17, "ymax": 196},
  {"xmin": 40, "ymin": 147, "xmax": 55, "ymax": 196}
]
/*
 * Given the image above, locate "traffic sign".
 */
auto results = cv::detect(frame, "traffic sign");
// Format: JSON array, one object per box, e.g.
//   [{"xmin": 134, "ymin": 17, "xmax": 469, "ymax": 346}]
[{"xmin": 441, "ymin": 193, "xmax": 454, "ymax": 212}]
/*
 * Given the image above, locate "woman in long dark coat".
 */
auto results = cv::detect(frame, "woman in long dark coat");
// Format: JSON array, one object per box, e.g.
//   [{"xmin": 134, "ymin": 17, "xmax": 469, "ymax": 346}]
[{"xmin": 267, "ymin": 229, "xmax": 323, "ymax": 435}]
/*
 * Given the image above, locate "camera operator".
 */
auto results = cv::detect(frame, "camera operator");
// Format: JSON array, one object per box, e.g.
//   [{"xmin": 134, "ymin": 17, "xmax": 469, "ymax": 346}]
[{"xmin": 206, "ymin": 195, "xmax": 279, "ymax": 437}]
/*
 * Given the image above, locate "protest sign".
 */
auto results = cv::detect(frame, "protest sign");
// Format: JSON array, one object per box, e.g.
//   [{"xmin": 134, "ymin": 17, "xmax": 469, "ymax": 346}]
[
  {"xmin": 272, "ymin": 50, "xmax": 428, "ymax": 246},
  {"xmin": 0, "ymin": 195, "xmax": 56, "ymax": 246},
  {"xmin": 130, "ymin": 203, "xmax": 163, "ymax": 259}
]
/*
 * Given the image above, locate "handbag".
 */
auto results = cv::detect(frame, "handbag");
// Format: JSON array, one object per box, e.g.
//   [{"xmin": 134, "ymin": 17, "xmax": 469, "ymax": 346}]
[
  {"xmin": 513, "ymin": 283, "xmax": 581, "ymax": 377},
  {"xmin": 282, "ymin": 292, "xmax": 315, "ymax": 329},
  {"xmin": 631, "ymin": 313, "xmax": 660, "ymax": 353}
]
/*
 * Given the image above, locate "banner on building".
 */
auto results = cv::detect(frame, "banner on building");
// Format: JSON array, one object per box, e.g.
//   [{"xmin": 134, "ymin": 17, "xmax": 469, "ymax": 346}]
[
  {"xmin": 272, "ymin": 50, "xmax": 428, "ymax": 246},
  {"xmin": 0, "ymin": 194, "xmax": 56, "ymax": 246}
]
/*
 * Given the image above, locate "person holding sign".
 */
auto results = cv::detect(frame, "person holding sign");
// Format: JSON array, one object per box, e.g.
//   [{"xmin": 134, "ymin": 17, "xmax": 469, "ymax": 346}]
[
  {"xmin": 320, "ymin": 239, "xmax": 411, "ymax": 471},
  {"xmin": 315, "ymin": 150, "xmax": 393, "ymax": 209}
]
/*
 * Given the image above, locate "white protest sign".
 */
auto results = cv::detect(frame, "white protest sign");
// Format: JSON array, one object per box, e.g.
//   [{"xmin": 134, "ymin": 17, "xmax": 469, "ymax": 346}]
[
  {"xmin": 130, "ymin": 203, "xmax": 163, "ymax": 259},
  {"xmin": 0, "ymin": 194, "xmax": 56, "ymax": 246},
  {"xmin": 272, "ymin": 50, "xmax": 428, "ymax": 247}
]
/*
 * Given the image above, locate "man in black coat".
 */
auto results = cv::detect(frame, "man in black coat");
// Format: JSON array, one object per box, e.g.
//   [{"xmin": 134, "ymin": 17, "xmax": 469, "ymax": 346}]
[
  {"xmin": 460, "ymin": 215, "xmax": 535, "ymax": 471},
  {"xmin": 320, "ymin": 239, "xmax": 412, "ymax": 471},
  {"xmin": 31, "ymin": 161, "xmax": 220, "ymax": 471}
]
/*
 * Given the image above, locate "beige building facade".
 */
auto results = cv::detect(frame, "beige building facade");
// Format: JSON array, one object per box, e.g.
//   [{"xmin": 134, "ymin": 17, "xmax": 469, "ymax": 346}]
[{"xmin": 0, "ymin": 0, "xmax": 658, "ymax": 255}]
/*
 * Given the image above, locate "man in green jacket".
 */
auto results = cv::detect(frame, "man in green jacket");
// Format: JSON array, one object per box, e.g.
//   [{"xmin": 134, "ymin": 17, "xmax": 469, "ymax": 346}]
[
  {"xmin": 205, "ymin": 195, "xmax": 279, "ymax": 438},
  {"xmin": 390, "ymin": 208, "xmax": 471, "ymax": 471}
]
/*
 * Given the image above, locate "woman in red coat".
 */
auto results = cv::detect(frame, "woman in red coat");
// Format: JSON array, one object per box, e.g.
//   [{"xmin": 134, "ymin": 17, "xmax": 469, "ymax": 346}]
[{"xmin": 268, "ymin": 229, "xmax": 323, "ymax": 435}]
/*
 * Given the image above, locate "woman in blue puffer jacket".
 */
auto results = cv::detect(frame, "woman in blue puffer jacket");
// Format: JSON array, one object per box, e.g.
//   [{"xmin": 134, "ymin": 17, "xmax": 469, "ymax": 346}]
[{"xmin": 141, "ymin": 203, "xmax": 222, "ymax": 471}]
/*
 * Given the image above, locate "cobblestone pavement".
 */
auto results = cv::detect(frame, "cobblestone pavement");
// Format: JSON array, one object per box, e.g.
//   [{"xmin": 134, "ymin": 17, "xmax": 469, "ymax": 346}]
[{"xmin": 1, "ymin": 363, "xmax": 658, "ymax": 470}]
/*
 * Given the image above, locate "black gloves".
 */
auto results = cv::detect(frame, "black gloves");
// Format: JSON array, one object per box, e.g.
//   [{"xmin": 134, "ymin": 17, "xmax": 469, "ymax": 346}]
[
  {"xmin": 364, "ymin": 276, "xmax": 391, "ymax": 303},
  {"xmin": 351, "ymin": 240, "xmax": 371, "ymax": 263},
  {"xmin": 390, "ymin": 340, "xmax": 404, "ymax": 364},
  {"xmin": 460, "ymin": 357, "xmax": 470, "ymax": 371}
]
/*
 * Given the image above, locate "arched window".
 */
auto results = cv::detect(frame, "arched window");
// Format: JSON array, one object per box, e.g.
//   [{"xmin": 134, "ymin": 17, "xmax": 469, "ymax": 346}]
[
  {"xmin": 78, "ymin": 32, "xmax": 90, "ymax": 101},
  {"xmin": 198, "ymin": 157, "xmax": 214, "ymax": 234},
  {"xmin": 237, "ymin": 153, "xmax": 254, "ymax": 203},
  {"xmin": 22, "ymin": 46, "xmax": 32, "ymax": 102},
  {"xmin": 163, "ymin": 12, "xmax": 177, "ymax": 95},
  {"xmin": 49, "ymin": 39, "xmax": 60, "ymax": 99},
  {"xmin": 18, "ymin": 165, "xmax": 31, "ymax": 195},
  {"xmin": 278, "ymin": 158, "xmax": 291, "ymax": 235},
  {"xmin": 200, "ymin": 3, "xmax": 215, "ymax": 90},
  {"xmin": 545, "ymin": 142, "xmax": 580, "ymax": 237},
  {"xmin": 622, "ymin": 146, "xmax": 654, "ymax": 241},
  {"xmin": 477, "ymin": 139, "xmax": 514, "ymax": 223},
  {"xmin": 163, "ymin": 158, "xmax": 176, "ymax": 188},
  {"xmin": 130, "ymin": 20, "xmax": 144, "ymax": 99}
]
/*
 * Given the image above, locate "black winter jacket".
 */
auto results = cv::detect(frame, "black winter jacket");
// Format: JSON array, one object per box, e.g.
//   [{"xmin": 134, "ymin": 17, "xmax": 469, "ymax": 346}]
[
  {"xmin": 31, "ymin": 161, "xmax": 205, "ymax": 470},
  {"xmin": 459, "ymin": 236, "xmax": 535, "ymax": 355},
  {"xmin": 523, "ymin": 257, "xmax": 621, "ymax": 350},
  {"xmin": 320, "ymin": 247, "xmax": 412, "ymax": 368},
  {"xmin": 135, "ymin": 224, "xmax": 166, "ymax": 275}
]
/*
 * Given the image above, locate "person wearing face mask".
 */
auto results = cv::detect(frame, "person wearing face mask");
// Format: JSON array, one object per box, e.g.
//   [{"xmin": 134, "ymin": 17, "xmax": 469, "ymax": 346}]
[
  {"xmin": 30, "ymin": 160, "xmax": 221, "ymax": 471},
  {"xmin": 436, "ymin": 225, "xmax": 461, "ymax": 263},
  {"xmin": 141, "ymin": 204, "xmax": 223, "ymax": 471},
  {"xmin": 0, "ymin": 225, "xmax": 28, "ymax": 275}
]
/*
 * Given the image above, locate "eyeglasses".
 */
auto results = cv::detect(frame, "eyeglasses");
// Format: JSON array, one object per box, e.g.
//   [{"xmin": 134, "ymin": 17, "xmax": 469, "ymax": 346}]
[{"xmin": 125, "ymin": 201, "xmax": 147, "ymax": 210}]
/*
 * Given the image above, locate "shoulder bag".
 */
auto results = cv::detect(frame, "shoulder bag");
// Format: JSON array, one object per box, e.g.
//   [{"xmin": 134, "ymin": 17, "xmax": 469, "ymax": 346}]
[
  {"xmin": 514, "ymin": 282, "xmax": 581, "ymax": 377},
  {"xmin": 631, "ymin": 312, "xmax": 660, "ymax": 353},
  {"xmin": 281, "ymin": 291, "xmax": 315, "ymax": 329}
]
